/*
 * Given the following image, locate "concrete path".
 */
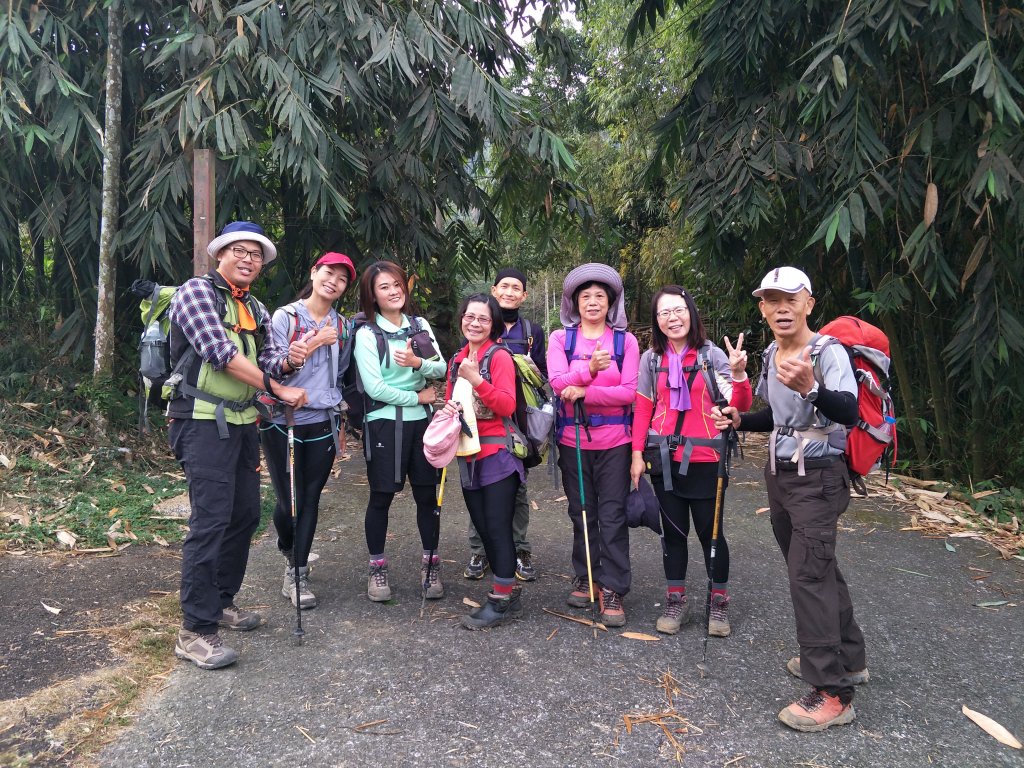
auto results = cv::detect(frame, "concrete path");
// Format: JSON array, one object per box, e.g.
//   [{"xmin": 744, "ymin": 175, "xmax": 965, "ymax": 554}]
[{"xmin": 101, "ymin": 446, "xmax": 1024, "ymax": 767}]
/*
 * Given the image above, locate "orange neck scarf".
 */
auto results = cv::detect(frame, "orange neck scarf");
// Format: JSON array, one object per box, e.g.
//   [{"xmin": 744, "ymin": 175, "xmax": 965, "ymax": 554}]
[{"xmin": 217, "ymin": 270, "xmax": 257, "ymax": 331}]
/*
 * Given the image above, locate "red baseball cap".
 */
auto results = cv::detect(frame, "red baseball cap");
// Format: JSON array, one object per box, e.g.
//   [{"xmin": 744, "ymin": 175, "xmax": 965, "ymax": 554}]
[{"xmin": 315, "ymin": 252, "xmax": 356, "ymax": 284}]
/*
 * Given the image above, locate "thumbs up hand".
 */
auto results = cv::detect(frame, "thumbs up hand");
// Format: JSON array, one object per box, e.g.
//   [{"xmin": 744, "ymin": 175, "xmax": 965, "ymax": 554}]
[
  {"xmin": 315, "ymin": 320, "xmax": 339, "ymax": 349},
  {"xmin": 589, "ymin": 338, "xmax": 612, "ymax": 375},
  {"xmin": 776, "ymin": 345, "xmax": 816, "ymax": 396},
  {"xmin": 287, "ymin": 328, "xmax": 317, "ymax": 371},
  {"xmin": 393, "ymin": 338, "xmax": 421, "ymax": 369}
]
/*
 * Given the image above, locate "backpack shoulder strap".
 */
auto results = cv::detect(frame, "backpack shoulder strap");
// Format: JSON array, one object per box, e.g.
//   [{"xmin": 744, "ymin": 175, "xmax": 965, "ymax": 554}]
[
  {"xmin": 612, "ymin": 328, "xmax": 626, "ymax": 369},
  {"xmin": 281, "ymin": 304, "xmax": 302, "ymax": 344},
  {"xmin": 563, "ymin": 325, "xmax": 578, "ymax": 359},
  {"xmin": 522, "ymin": 318, "xmax": 533, "ymax": 353},
  {"xmin": 698, "ymin": 341, "xmax": 727, "ymax": 407},
  {"xmin": 143, "ymin": 285, "xmax": 163, "ymax": 328}
]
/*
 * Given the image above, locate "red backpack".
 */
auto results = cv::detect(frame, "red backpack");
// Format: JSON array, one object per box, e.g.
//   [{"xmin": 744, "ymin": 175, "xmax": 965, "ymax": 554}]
[
  {"xmin": 814, "ymin": 316, "xmax": 898, "ymax": 478},
  {"xmin": 759, "ymin": 315, "xmax": 898, "ymax": 484}
]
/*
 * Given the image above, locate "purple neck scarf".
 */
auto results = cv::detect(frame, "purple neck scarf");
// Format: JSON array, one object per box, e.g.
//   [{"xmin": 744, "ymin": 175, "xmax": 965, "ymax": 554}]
[{"xmin": 666, "ymin": 346, "xmax": 692, "ymax": 412}]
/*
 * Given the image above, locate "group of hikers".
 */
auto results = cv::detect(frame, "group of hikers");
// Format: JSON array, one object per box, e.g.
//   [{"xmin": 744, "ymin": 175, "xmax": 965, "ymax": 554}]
[{"xmin": 164, "ymin": 220, "xmax": 868, "ymax": 733}]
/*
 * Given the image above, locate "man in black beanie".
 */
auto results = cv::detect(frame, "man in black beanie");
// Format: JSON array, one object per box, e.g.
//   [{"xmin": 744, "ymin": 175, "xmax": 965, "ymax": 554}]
[{"xmin": 463, "ymin": 267, "xmax": 547, "ymax": 582}]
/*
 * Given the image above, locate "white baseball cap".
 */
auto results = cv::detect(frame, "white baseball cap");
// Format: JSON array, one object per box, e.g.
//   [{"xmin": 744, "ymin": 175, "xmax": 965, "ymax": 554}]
[{"xmin": 752, "ymin": 266, "xmax": 813, "ymax": 297}]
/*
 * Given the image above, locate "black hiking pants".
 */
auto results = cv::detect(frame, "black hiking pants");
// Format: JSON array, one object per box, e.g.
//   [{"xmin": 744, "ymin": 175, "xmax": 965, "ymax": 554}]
[
  {"xmin": 170, "ymin": 418, "xmax": 261, "ymax": 635},
  {"xmin": 260, "ymin": 419, "xmax": 336, "ymax": 568},
  {"xmin": 766, "ymin": 459, "xmax": 866, "ymax": 704},
  {"xmin": 557, "ymin": 443, "xmax": 632, "ymax": 596},
  {"xmin": 462, "ymin": 472, "xmax": 521, "ymax": 580}
]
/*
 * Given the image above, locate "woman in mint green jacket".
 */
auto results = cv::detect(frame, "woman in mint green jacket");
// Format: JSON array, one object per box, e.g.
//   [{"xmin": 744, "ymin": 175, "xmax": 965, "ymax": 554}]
[{"xmin": 353, "ymin": 261, "xmax": 446, "ymax": 603}]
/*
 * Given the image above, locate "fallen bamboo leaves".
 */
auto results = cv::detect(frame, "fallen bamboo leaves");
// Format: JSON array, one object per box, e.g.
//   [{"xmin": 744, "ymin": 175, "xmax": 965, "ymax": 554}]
[{"xmin": 962, "ymin": 705, "xmax": 1022, "ymax": 749}]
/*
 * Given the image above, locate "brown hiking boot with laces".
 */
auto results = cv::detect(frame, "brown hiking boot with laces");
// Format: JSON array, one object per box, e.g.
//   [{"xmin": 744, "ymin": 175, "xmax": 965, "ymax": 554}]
[
  {"xmin": 217, "ymin": 604, "xmax": 262, "ymax": 631},
  {"xmin": 421, "ymin": 556, "xmax": 444, "ymax": 599},
  {"xmin": 779, "ymin": 689, "xmax": 856, "ymax": 732},
  {"xmin": 175, "ymin": 629, "xmax": 239, "ymax": 670},
  {"xmin": 567, "ymin": 576, "xmax": 598, "ymax": 608},
  {"xmin": 656, "ymin": 591, "xmax": 689, "ymax": 635},
  {"xmin": 367, "ymin": 561, "xmax": 392, "ymax": 602},
  {"xmin": 708, "ymin": 593, "xmax": 731, "ymax": 637},
  {"xmin": 599, "ymin": 587, "xmax": 626, "ymax": 628}
]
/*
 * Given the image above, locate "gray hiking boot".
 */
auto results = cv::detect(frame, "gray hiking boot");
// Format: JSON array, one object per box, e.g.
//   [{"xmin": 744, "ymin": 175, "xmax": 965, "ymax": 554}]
[
  {"xmin": 656, "ymin": 591, "xmax": 689, "ymax": 635},
  {"xmin": 708, "ymin": 593, "xmax": 731, "ymax": 637},
  {"xmin": 367, "ymin": 561, "xmax": 392, "ymax": 602},
  {"xmin": 421, "ymin": 557, "xmax": 445, "ymax": 599},
  {"xmin": 787, "ymin": 656, "xmax": 870, "ymax": 685},
  {"xmin": 175, "ymin": 629, "xmax": 239, "ymax": 670},
  {"xmin": 464, "ymin": 554, "xmax": 489, "ymax": 580},
  {"xmin": 282, "ymin": 566, "xmax": 317, "ymax": 609},
  {"xmin": 217, "ymin": 604, "xmax": 262, "ymax": 631}
]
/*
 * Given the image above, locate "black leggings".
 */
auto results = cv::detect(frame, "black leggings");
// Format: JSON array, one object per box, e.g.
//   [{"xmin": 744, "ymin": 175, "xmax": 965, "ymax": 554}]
[
  {"xmin": 653, "ymin": 486, "xmax": 730, "ymax": 585},
  {"xmin": 365, "ymin": 484, "xmax": 439, "ymax": 555},
  {"xmin": 260, "ymin": 419, "xmax": 336, "ymax": 568},
  {"xmin": 462, "ymin": 473, "xmax": 520, "ymax": 580}
]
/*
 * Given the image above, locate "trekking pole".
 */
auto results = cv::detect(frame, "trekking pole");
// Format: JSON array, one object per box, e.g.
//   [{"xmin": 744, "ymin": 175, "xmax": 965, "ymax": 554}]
[
  {"xmin": 421, "ymin": 465, "xmax": 447, "ymax": 619},
  {"xmin": 286, "ymin": 406, "xmax": 305, "ymax": 646},
  {"xmin": 573, "ymin": 399, "xmax": 599, "ymax": 631},
  {"xmin": 702, "ymin": 427, "xmax": 732, "ymax": 663}
]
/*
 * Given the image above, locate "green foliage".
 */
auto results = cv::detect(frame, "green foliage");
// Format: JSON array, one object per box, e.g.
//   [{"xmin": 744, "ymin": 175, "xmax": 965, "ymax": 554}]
[{"xmin": 627, "ymin": 0, "xmax": 1024, "ymax": 482}]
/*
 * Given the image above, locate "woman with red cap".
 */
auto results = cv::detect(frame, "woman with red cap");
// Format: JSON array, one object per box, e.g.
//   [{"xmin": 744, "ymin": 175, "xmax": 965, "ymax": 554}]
[{"xmin": 260, "ymin": 252, "xmax": 357, "ymax": 609}]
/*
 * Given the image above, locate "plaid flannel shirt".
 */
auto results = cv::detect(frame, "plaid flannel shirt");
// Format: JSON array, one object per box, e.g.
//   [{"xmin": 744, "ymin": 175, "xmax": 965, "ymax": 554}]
[{"xmin": 169, "ymin": 276, "xmax": 287, "ymax": 376}]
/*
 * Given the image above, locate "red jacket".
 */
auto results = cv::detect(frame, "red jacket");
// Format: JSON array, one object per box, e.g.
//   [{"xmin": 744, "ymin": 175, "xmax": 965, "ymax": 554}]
[{"xmin": 445, "ymin": 339, "xmax": 517, "ymax": 461}]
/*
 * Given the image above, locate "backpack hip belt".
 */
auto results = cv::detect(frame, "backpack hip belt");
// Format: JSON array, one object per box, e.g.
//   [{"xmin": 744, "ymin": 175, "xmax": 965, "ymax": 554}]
[
  {"xmin": 177, "ymin": 380, "xmax": 257, "ymax": 440},
  {"xmin": 643, "ymin": 431, "xmax": 727, "ymax": 491},
  {"xmin": 769, "ymin": 424, "xmax": 842, "ymax": 476}
]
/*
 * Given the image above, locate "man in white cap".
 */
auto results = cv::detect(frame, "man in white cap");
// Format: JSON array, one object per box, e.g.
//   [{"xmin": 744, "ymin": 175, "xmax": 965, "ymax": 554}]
[
  {"xmin": 714, "ymin": 266, "xmax": 867, "ymax": 732},
  {"xmin": 166, "ymin": 221, "xmax": 309, "ymax": 670}
]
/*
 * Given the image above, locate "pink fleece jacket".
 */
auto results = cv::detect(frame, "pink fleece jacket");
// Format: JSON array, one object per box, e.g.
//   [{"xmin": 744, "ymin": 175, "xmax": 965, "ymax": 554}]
[{"xmin": 547, "ymin": 326, "xmax": 640, "ymax": 450}]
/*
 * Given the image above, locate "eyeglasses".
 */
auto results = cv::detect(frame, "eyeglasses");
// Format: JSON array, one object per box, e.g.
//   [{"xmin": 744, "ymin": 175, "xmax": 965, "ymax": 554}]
[
  {"xmin": 462, "ymin": 314, "xmax": 493, "ymax": 326},
  {"xmin": 656, "ymin": 306, "xmax": 689, "ymax": 320},
  {"xmin": 229, "ymin": 245, "xmax": 265, "ymax": 263}
]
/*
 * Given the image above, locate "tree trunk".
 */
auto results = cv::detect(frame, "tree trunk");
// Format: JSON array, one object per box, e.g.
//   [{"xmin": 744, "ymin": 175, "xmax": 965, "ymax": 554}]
[
  {"xmin": 92, "ymin": 1, "xmax": 123, "ymax": 430},
  {"xmin": 915, "ymin": 290, "xmax": 953, "ymax": 478}
]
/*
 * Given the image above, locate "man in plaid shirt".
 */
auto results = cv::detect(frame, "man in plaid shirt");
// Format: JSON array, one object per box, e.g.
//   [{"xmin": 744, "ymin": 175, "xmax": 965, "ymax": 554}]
[{"xmin": 166, "ymin": 221, "xmax": 308, "ymax": 670}]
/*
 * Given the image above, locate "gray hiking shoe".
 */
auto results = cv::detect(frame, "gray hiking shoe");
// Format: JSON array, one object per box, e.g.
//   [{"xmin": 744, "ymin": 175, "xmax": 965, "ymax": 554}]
[
  {"xmin": 218, "ymin": 605, "xmax": 262, "ymax": 631},
  {"xmin": 367, "ymin": 561, "xmax": 392, "ymax": 602},
  {"xmin": 656, "ymin": 591, "xmax": 689, "ymax": 635},
  {"xmin": 282, "ymin": 566, "xmax": 317, "ymax": 609},
  {"xmin": 708, "ymin": 593, "xmax": 731, "ymax": 637},
  {"xmin": 175, "ymin": 629, "xmax": 239, "ymax": 670},
  {"xmin": 421, "ymin": 557, "xmax": 445, "ymax": 599},
  {"xmin": 515, "ymin": 550, "xmax": 536, "ymax": 582},
  {"xmin": 464, "ymin": 554, "xmax": 489, "ymax": 580},
  {"xmin": 787, "ymin": 656, "xmax": 870, "ymax": 685}
]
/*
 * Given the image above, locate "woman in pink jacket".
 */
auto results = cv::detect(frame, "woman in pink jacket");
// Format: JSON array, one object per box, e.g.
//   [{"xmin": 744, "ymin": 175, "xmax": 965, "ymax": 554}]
[
  {"xmin": 630, "ymin": 286, "xmax": 751, "ymax": 637},
  {"xmin": 548, "ymin": 263, "xmax": 640, "ymax": 627}
]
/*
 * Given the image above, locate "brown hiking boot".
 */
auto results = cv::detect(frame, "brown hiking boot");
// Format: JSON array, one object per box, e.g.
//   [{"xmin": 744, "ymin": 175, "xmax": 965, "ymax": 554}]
[
  {"xmin": 421, "ymin": 557, "xmax": 444, "ymax": 599},
  {"xmin": 218, "ymin": 605, "xmax": 262, "ymax": 631},
  {"xmin": 779, "ymin": 689, "xmax": 856, "ymax": 732},
  {"xmin": 599, "ymin": 588, "xmax": 626, "ymax": 628},
  {"xmin": 708, "ymin": 593, "xmax": 731, "ymax": 637},
  {"xmin": 367, "ymin": 561, "xmax": 392, "ymax": 602},
  {"xmin": 787, "ymin": 656, "xmax": 870, "ymax": 685},
  {"xmin": 175, "ymin": 629, "xmax": 239, "ymax": 670},
  {"xmin": 655, "ymin": 591, "xmax": 689, "ymax": 635},
  {"xmin": 567, "ymin": 576, "xmax": 597, "ymax": 608}
]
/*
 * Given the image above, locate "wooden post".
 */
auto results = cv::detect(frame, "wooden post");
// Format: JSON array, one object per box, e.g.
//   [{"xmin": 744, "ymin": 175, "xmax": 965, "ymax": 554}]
[{"xmin": 193, "ymin": 149, "xmax": 215, "ymax": 276}]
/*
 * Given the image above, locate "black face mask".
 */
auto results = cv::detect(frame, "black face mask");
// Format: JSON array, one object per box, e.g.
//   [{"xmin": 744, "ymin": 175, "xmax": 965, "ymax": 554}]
[{"xmin": 500, "ymin": 306, "xmax": 520, "ymax": 324}]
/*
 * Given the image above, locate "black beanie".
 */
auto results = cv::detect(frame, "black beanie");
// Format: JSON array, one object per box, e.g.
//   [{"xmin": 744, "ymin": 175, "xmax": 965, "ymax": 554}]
[{"xmin": 493, "ymin": 267, "xmax": 527, "ymax": 291}]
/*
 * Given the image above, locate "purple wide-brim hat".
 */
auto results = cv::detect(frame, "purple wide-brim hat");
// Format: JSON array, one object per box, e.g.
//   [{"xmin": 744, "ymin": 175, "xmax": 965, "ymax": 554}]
[{"xmin": 559, "ymin": 262, "xmax": 628, "ymax": 329}]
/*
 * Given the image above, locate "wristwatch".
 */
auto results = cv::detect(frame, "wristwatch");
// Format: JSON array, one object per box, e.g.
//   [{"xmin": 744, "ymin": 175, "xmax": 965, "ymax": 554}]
[{"xmin": 801, "ymin": 381, "xmax": 820, "ymax": 402}]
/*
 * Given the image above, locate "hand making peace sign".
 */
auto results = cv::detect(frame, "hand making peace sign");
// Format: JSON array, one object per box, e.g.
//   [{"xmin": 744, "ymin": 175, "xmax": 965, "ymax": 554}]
[{"xmin": 723, "ymin": 332, "xmax": 748, "ymax": 380}]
